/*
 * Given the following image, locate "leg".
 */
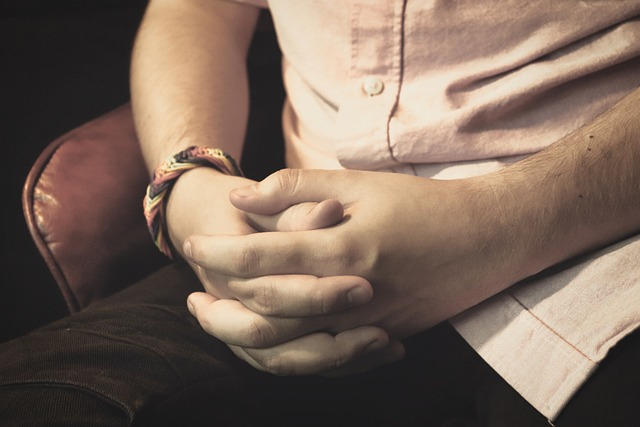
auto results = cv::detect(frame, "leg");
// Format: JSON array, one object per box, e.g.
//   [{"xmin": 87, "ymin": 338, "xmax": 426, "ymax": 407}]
[
  {"xmin": 0, "ymin": 263, "xmax": 484, "ymax": 427},
  {"xmin": 3, "ymin": 260, "xmax": 635, "ymax": 426},
  {"xmin": 0, "ymin": 263, "xmax": 255, "ymax": 427},
  {"xmin": 0, "ymin": 262, "xmax": 469, "ymax": 426}
]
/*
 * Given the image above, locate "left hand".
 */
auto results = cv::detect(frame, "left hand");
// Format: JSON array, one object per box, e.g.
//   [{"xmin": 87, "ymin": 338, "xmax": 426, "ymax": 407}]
[{"xmin": 185, "ymin": 169, "xmax": 524, "ymax": 361}]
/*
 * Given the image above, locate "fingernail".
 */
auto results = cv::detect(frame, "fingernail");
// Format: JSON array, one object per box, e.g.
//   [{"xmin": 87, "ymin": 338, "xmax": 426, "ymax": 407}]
[
  {"xmin": 183, "ymin": 240, "xmax": 192, "ymax": 258},
  {"xmin": 186, "ymin": 297, "xmax": 195, "ymax": 315},
  {"xmin": 232, "ymin": 184, "xmax": 257, "ymax": 198},
  {"xmin": 346, "ymin": 287, "xmax": 371, "ymax": 305}
]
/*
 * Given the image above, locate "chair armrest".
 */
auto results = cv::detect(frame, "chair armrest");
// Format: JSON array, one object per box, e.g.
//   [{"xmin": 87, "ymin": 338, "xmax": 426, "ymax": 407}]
[{"xmin": 23, "ymin": 103, "xmax": 169, "ymax": 313}]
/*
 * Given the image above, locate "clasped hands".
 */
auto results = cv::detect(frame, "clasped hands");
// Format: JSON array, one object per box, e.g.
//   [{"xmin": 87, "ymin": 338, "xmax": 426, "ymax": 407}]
[{"xmin": 183, "ymin": 168, "xmax": 505, "ymax": 377}]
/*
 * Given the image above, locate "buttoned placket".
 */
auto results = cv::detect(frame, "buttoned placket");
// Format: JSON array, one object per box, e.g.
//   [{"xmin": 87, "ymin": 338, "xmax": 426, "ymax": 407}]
[{"xmin": 333, "ymin": 0, "xmax": 407, "ymax": 170}]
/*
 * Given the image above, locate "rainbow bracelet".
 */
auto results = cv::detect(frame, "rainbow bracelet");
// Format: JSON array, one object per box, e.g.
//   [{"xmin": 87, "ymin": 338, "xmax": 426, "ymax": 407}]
[{"xmin": 143, "ymin": 146, "xmax": 243, "ymax": 258}]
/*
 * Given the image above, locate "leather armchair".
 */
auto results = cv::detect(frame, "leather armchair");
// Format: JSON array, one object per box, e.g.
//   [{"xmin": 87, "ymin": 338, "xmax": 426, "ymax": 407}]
[{"xmin": 22, "ymin": 104, "xmax": 169, "ymax": 313}]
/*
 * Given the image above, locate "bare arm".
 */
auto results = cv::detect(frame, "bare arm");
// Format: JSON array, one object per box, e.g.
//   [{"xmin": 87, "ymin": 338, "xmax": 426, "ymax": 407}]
[
  {"xmin": 131, "ymin": 0, "xmax": 258, "ymax": 169},
  {"xmin": 130, "ymin": 0, "xmax": 260, "ymax": 258},
  {"xmin": 482, "ymin": 87, "xmax": 640, "ymax": 291}
]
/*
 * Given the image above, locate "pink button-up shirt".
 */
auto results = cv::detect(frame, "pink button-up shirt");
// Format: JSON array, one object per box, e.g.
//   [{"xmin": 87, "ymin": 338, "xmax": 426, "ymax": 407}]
[{"xmin": 233, "ymin": 0, "xmax": 640, "ymax": 421}]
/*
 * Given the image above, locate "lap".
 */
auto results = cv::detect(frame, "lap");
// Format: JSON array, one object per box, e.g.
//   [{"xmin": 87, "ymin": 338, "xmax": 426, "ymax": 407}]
[
  {"xmin": 0, "ymin": 262, "xmax": 637, "ymax": 427},
  {"xmin": 0, "ymin": 263, "xmax": 254, "ymax": 426}
]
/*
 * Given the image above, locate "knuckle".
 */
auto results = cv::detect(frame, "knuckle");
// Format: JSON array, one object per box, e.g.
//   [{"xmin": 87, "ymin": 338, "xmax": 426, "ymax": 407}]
[
  {"xmin": 340, "ymin": 231, "xmax": 376, "ymax": 275},
  {"xmin": 275, "ymin": 169, "xmax": 302, "ymax": 197},
  {"xmin": 330, "ymin": 234, "xmax": 358, "ymax": 271},
  {"xmin": 332, "ymin": 352, "xmax": 349, "ymax": 371},
  {"xmin": 315, "ymin": 288, "xmax": 340, "ymax": 315},
  {"xmin": 231, "ymin": 243, "xmax": 259, "ymax": 277},
  {"xmin": 245, "ymin": 318, "xmax": 277, "ymax": 349},
  {"xmin": 251, "ymin": 283, "xmax": 279, "ymax": 315},
  {"xmin": 259, "ymin": 354, "xmax": 290, "ymax": 376}
]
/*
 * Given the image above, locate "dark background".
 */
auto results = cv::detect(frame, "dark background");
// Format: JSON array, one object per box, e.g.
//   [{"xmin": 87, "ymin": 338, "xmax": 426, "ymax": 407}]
[{"xmin": 0, "ymin": 1, "xmax": 284, "ymax": 343}]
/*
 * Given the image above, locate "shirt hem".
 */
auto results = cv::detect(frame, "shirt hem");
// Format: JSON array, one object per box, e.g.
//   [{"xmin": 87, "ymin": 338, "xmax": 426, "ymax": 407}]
[{"xmin": 450, "ymin": 292, "xmax": 598, "ymax": 421}]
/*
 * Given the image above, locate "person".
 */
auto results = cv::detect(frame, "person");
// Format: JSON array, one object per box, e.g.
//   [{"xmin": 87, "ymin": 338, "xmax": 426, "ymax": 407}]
[{"xmin": 1, "ymin": 0, "xmax": 639, "ymax": 426}]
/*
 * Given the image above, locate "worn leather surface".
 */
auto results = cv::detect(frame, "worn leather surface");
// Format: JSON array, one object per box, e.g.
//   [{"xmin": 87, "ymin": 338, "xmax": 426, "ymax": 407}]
[{"xmin": 23, "ymin": 104, "xmax": 169, "ymax": 313}]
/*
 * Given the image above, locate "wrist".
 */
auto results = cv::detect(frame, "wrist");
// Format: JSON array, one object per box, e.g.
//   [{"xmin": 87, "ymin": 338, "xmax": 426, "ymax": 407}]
[
  {"xmin": 463, "ymin": 173, "xmax": 543, "ymax": 292},
  {"xmin": 143, "ymin": 145, "xmax": 246, "ymax": 258},
  {"xmin": 469, "ymin": 162, "xmax": 587, "ymax": 291},
  {"xmin": 165, "ymin": 167, "xmax": 253, "ymax": 258}
]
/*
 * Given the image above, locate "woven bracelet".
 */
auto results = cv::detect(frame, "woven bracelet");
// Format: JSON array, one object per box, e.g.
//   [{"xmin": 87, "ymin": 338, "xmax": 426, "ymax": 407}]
[{"xmin": 143, "ymin": 146, "xmax": 243, "ymax": 259}]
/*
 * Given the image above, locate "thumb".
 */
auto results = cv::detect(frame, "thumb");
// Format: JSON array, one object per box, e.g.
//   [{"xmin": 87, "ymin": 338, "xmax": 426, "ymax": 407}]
[
  {"xmin": 247, "ymin": 199, "xmax": 344, "ymax": 232},
  {"xmin": 229, "ymin": 169, "xmax": 339, "ymax": 215},
  {"xmin": 187, "ymin": 291, "xmax": 218, "ymax": 318}
]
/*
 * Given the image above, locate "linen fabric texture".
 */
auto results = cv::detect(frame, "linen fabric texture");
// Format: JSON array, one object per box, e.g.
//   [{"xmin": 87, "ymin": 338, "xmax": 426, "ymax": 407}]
[{"xmin": 231, "ymin": 0, "xmax": 640, "ymax": 420}]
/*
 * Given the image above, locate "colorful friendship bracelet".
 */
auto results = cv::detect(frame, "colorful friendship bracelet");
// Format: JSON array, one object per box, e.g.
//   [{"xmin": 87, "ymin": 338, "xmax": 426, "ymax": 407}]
[{"xmin": 143, "ymin": 146, "xmax": 243, "ymax": 259}]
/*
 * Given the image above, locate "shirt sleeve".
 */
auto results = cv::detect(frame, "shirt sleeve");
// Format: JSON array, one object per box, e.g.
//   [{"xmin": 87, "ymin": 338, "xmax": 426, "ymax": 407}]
[{"xmin": 450, "ymin": 233, "xmax": 640, "ymax": 421}]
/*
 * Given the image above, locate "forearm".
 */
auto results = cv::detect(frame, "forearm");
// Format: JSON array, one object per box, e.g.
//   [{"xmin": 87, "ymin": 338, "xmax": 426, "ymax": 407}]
[
  {"xmin": 130, "ymin": 0, "xmax": 259, "ymax": 171},
  {"xmin": 480, "ymin": 88, "xmax": 640, "ymax": 286},
  {"xmin": 130, "ymin": 0, "xmax": 260, "ymax": 256}
]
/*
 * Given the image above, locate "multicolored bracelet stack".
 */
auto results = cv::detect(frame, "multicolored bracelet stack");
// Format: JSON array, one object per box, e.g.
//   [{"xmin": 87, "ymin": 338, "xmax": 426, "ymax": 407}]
[{"xmin": 143, "ymin": 146, "xmax": 243, "ymax": 259}]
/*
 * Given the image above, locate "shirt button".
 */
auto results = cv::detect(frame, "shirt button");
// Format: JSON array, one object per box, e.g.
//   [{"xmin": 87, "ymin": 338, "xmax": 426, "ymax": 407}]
[{"xmin": 362, "ymin": 77, "xmax": 384, "ymax": 96}]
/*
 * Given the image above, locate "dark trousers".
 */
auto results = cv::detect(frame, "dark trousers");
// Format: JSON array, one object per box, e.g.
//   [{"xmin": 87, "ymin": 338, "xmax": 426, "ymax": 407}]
[{"xmin": 1, "ymin": 262, "xmax": 638, "ymax": 427}]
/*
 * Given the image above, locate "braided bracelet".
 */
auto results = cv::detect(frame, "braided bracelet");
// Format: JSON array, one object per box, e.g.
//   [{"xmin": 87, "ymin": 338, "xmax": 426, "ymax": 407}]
[{"xmin": 143, "ymin": 146, "xmax": 243, "ymax": 259}]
